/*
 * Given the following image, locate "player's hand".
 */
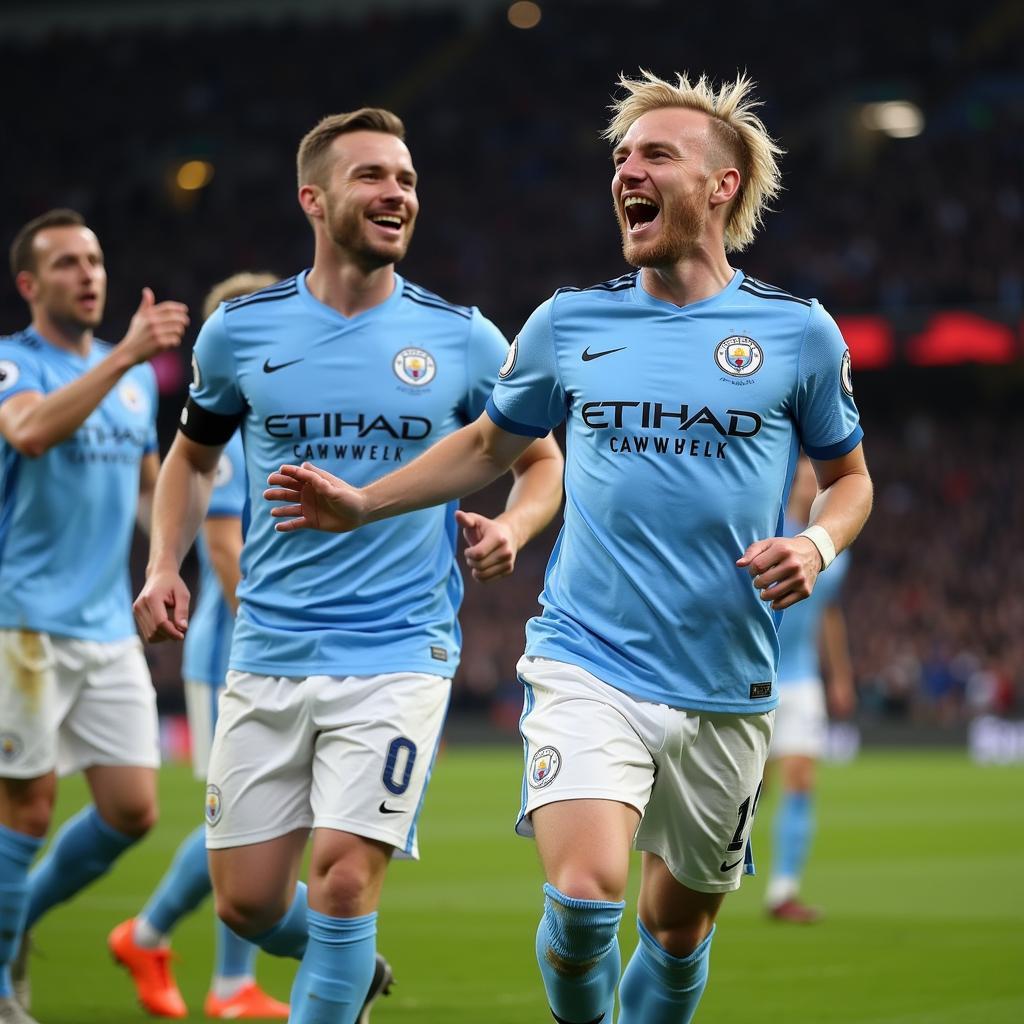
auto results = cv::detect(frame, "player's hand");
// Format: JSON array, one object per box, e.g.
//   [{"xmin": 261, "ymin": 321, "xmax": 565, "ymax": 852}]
[
  {"xmin": 264, "ymin": 463, "xmax": 367, "ymax": 533},
  {"xmin": 133, "ymin": 569, "xmax": 191, "ymax": 642},
  {"xmin": 736, "ymin": 535, "xmax": 821, "ymax": 611},
  {"xmin": 827, "ymin": 677, "xmax": 856, "ymax": 719},
  {"xmin": 118, "ymin": 288, "xmax": 190, "ymax": 364},
  {"xmin": 455, "ymin": 510, "xmax": 519, "ymax": 582}
]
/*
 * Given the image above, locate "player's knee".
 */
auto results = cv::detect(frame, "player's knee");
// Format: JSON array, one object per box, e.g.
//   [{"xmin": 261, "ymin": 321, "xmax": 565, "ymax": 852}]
[
  {"xmin": 538, "ymin": 883, "xmax": 624, "ymax": 977},
  {"xmin": 644, "ymin": 918, "xmax": 715, "ymax": 960},
  {"xmin": 2, "ymin": 778, "xmax": 56, "ymax": 837},
  {"xmin": 104, "ymin": 796, "xmax": 158, "ymax": 838},
  {"xmin": 215, "ymin": 890, "xmax": 280, "ymax": 937},
  {"xmin": 548, "ymin": 867, "xmax": 627, "ymax": 905}
]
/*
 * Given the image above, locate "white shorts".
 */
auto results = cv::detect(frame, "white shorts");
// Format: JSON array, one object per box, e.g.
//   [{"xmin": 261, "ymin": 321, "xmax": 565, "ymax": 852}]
[
  {"xmin": 0, "ymin": 629, "xmax": 160, "ymax": 779},
  {"xmin": 204, "ymin": 669, "xmax": 451, "ymax": 858},
  {"xmin": 769, "ymin": 679, "xmax": 827, "ymax": 759},
  {"xmin": 183, "ymin": 679, "xmax": 224, "ymax": 781},
  {"xmin": 516, "ymin": 656, "xmax": 773, "ymax": 894}
]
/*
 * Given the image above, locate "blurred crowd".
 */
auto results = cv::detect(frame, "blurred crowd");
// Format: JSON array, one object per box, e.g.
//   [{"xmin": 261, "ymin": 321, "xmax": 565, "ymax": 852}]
[{"xmin": 3, "ymin": 2, "xmax": 1022, "ymax": 726}]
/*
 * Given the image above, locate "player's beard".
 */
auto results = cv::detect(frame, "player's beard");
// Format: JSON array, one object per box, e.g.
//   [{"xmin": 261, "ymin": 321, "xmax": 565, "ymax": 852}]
[
  {"xmin": 42, "ymin": 287, "xmax": 105, "ymax": 331},
  {"xmin": 324, "ymin": 194, "xmax": 414, "ymax": 270},
  {"xmin": 617, "ymin": 179, "xmax": 708, "ymax": 268}
]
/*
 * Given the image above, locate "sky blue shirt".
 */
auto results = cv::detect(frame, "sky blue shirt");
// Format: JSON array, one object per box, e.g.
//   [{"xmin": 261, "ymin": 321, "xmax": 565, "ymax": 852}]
[
  {"xmin": 181, "ymin": 431, "xmax": 245, "ymax": 686},
  {"xmin": 183, "ymin": 272, "xmax": 509, "ymax": 679},
  {"xmin": 776, "ymin": 516, "xmax": 850, "ymax": 685},
  {"xmin": 0, "ymin": 328, "xmax": 157, "ymax": 641},
  {"xmin": 487, "ymin": 270, "xmax": 862, "ymax": 713}
]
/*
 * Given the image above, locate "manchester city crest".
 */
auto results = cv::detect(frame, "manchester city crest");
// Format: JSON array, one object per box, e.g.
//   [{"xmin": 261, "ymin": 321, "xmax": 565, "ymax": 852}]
[
  {"xmin": 715, "ymin": 336, "xmax": 764, "ymax": 377},
  {"xmin": 119, "ymin": 379, "xmax": 146, "ymax": 414},
  {"xmin": 393, "ymin": 347, "xmax": 436, "ymax": 387},
  {"xmin": 0, "ymin": 733, "xmax": 22, "ymax": 763},
  {"xmin": 205, "ymin": 783, "xmax": 223, "ymax": 826},
  {"xmin": 529, "ymin": 746, "xmax": 562, "ymax": 789}
]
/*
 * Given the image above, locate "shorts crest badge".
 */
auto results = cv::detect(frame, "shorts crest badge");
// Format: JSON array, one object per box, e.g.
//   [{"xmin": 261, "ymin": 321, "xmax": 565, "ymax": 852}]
[
  {"xmin": 715, "ymin": 336, "xmax": 763, "ymax": 377},
  {"xmin": 0, "ymin": 733, "xmax": 22, "ymax": 762},
  {"xmin": 205, "ymin": 783, "xmax": 223, "ymax": 826},
  {"xmin": 529, "ymin": 746, "xmax": 562, "ymax": 789},
  {"xmin": 393, "ymin": 347, "xmax": 436, "ymax": 387}
]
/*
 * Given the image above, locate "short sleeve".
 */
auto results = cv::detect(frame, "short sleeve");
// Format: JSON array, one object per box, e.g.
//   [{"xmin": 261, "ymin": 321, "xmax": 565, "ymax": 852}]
[
  {"xmin": 485, "ymin": 297, "xmax": 566, "ymax": 437},
  {"xmin": 188, "ymin": 306, "xmax": 243, "ymax": 417},
  {"xmin": 207, "ymin": 431, "xmax": 246, "ymax": 519},
  {"xmin": 0, "ymin": 345, "xmax": 44, "ymax": 407},
  {"xmin": 794, "ymin": 302, "xmax": 863, "ymax": 460},
  {"xmin": 460, "ymin": 310, "xmax": 510, "ymax": 423}
]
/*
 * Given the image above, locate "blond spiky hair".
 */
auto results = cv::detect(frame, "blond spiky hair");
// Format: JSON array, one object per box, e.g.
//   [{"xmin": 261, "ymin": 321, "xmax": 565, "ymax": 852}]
[
  {"xmin": 604, "ymin": 70, "xmax": 784, "ymax": 252},
  {"xmin": 202, "ymin": 271, "xmax": 279, "ymax": 319}
]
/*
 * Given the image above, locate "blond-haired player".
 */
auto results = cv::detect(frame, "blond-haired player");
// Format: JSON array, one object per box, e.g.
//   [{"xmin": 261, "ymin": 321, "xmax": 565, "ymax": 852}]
[{"xmin": 263, "ymin": 72, "xmax": 872, "ymax": 1024}]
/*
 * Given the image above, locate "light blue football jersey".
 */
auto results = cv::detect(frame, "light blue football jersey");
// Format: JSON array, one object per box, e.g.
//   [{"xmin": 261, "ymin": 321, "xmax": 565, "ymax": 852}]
[
  {"xmin": 0, "ymin": 328, "xmax": 158, "ymax": 641},
  {"xmin": 775, "ymin": 516, "xmax": 850, "ymax": 686},
  {"xmin": 182, "ymin": 272, "xmax": 509, "ymax": 679},
  {"xmin": 181, "ymin": 431, "xmax": 246, "ymax": 686},
  {"xmin": 487, "ymin": 270, "xmax": 863, "ymax": 713}
]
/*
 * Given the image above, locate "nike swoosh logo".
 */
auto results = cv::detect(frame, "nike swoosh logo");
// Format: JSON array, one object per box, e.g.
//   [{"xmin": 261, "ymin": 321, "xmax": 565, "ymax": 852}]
[
  {"xmin": 720, "ymin": 858, "xmax": 743, "ymax": 872},
  {"xmin": 379, "ymin": 802, "xmax": 405, "ymax": 815},
  {"xmin": 582, "ymin": 346, "xmax": 626, "ymax": 362},
  {"xmin": 263, "ymin": 357, "xmax": 304, "ymax": 373}
]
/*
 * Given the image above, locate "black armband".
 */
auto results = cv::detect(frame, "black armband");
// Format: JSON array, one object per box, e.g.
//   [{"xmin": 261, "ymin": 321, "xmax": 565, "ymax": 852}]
[{"xmin": 178, "ymin": 397, "xmax": 243, "ymax": 446}]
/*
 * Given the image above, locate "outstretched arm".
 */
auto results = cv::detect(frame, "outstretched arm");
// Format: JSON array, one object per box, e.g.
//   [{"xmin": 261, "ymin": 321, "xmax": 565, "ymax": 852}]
[
  {"xmin": 265, "ymin": 412, "xmax": 539, "ymax": 534},
  {"xmin": 737, "ymin": 445, "xmax": 872, "ymax": 611},
  {"xmin": 133, "ymin": 433, "xmax": 224, "ymax": 641}
]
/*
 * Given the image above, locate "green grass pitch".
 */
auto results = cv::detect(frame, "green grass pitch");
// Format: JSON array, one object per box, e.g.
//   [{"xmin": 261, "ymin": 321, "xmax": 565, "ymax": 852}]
[{"xmin": 24, "ymin": 746, "xmax": 1024, "ymax": 1023}]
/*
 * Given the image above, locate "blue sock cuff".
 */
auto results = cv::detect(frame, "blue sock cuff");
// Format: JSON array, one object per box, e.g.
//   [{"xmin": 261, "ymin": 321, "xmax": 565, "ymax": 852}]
[
  {"xmin": 84, "ymin": 806, "xmax": 136, "ymax": 849},
  {"xmin": 249, "ymin": 881, "xmax": 309, "ymax": 959},
  {"xmin": 542, "ymin": 884, "xmax": 624, "ymax": 963},
  {"xmin": 636, "ymin": 917, "xmax": 716, "ymax": 974},
  {"xmin": 307, "ymin": 909, "xmax": 377, "ymax": 946},
  {"xmin": 0, "ymin": 825, "xmax": 44, "ymax": 866}
]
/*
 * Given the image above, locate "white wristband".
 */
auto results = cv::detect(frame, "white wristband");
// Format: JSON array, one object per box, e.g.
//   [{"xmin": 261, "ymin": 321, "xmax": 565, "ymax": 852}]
[{"xmin": 798, "ymin": 525, "xmax": 836, "ymax": 570}]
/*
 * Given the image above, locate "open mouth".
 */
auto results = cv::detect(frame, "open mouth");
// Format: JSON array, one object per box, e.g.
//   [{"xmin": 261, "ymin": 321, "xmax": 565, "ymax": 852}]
[
  {"xmin": 369, "ymin": 213, "xmax": 403, "ymax": 232},
  {"xmin": 623, "ymin": 195, "xmax": 660, "ymax": 233}
]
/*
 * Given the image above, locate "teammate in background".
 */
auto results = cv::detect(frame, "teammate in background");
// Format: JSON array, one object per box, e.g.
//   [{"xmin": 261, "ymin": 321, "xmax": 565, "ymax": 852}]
[
  {"xmin": 764, "ymin": 454, "xmax": 855, "ymax": 924},
  {"xmin": 262, "ymin": 72, "xmax": 873, "ymax": 1024},
  {"xmin": 108, "ymin": 273, "xmax": 291, "ymax": 1020},
  {"xmin": 133, "ymin": 109, "xmax": 564, "ymax": 1024},
  {"xmin": 0, "ymin": 209, "xmax": 188, "ymax": 1024}
]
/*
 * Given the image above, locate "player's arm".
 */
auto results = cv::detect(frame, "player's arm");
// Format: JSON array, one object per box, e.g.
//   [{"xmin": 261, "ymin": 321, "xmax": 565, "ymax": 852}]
[
  {"xmin": 738, "ymin": 445, "xmax": 872, "ymax": 611},
  {"xmin": 203, "ymin": 514, "xmax": 243, "ymax": 614},
  {"xmin": 266, "ymin": 412, "xmax": 537, "ymax": 535},
  {"xmin": 133, "ymin": 432, "xmax": 224, "ymax": 642},
  {"xmin": 0, "ymin": 290, "xmax": 187, "ymax": 457},
  {"xmin": 456, "ymin": 432, "xmax": 563, "ymax": 582},
  {"xmin": 135, "ymin": 451, "xmax": 160, "ymax": 536},
  {"xmin": 820, "ymin": 603, "xmax": 856, "ymax": 719}
]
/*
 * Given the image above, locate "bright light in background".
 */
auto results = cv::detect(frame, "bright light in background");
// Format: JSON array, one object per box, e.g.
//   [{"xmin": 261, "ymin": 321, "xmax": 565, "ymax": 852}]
[
  {"xmin": 860, "ymin": 101, "xmax": 924, "ymax": 139},
  {"xmin": 175, "ymin": 159, "xmax": 215, "ymax": 191},
  {"xmin": 508, "ymin": 1, "xmax": 541, "ymax": 30}
]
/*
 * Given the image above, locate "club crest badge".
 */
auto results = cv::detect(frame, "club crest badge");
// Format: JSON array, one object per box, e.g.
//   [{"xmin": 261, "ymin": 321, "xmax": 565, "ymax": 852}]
[
  {"xmin": 0, "ymin": 733, "xmax": 22, "ymax": 763},
  {"xmin": 499, "ymin": 337, "xmax": 518, "ymax": 379},
  {"xmin": 715, "ymin": 336, "xmax": 763, "ymax": 377},
  {"xmin": 0, "ymin": 360, "xmax": 20, "ymax": 393},
  {"xmin": 529, "ymin": 746, "xmax": 562, "ymax": 789},
  {"xmin": 393, "ymin": 347, "xmax": 436, "ymax": 387},
  {"xmin": 205, "ymin": 784, "xmax": 223, "ymax": 826},
  {"xmin": 118, "ymin": 379, "xmax": 146, "ymax": 414},
  {"xmin": 841, "ymin": 349, "xmax": 854, "ymax": 396}
]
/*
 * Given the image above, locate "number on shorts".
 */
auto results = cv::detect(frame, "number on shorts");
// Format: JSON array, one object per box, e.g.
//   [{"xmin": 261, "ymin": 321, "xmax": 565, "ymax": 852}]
[
  {"xmin": 382, "ymin": 736, "xmax": 418, "ymax": 795},
  {"xmin": 726, "ymin": 779, "xmax": 763, "ymax": 853}
]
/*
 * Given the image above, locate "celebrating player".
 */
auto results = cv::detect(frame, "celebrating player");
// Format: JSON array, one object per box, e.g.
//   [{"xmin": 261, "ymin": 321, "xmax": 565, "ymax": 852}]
[
  {"xmin": 108, "ymin": 273, "xmax": 293, "ymax": 1020},
  {"xmin": 0, "ymin": 210, "xmax": 188, "ymax": 1024},
  {"xmin": 133, "ymin": 109, "xmax": 564, "ymax": 1024},
  {"xmin": 263, "ymin": 72, "xmax": 873, "ymax": 1024},
  {"xmin": 764, "ymin": 454, "xmax": 856, "ymax": 923}
]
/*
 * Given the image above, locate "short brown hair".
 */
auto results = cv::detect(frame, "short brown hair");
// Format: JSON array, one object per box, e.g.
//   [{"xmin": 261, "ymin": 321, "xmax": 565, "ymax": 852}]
[
  {"xmin": 9, "ymin": 208, "xmax": 88, "ymax": 279},
  {"xmin": 296, "ymin": 108, "xmax": 406, "ymax": 188},
  {"xmin": 202, "ymin": 271, "xmax": 279, "ymax": 319}
]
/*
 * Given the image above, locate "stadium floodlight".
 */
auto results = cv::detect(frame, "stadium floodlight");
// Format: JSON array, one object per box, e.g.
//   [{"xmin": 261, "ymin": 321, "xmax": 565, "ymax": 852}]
[
  {"xmin": 508, "ymin": 1, "xmax": 542, "ymax": 29},
  {"xmin": 859, "ymin": 101, "xmax": 924, "ymax": 138}
]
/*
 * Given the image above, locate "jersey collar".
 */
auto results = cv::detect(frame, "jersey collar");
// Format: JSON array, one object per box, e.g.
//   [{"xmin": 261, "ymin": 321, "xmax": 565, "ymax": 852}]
[
  {"xmin": 632, "ymin": 268, "xmax": 744, "ymax": 313},
  {"xmin": 296, "ymin": 269, "xmax": 405, "ymax": 325}
]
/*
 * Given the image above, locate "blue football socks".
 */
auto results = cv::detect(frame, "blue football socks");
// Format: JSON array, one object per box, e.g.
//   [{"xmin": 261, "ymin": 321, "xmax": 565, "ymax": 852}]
[
  {"xmin": 25, "ymin": 805, "xmax": 135, "ymax": 930},
  {"xmin": 0, "ymin": 825, "xmax": 44, "ymax": 999},
  {"xmin": 773, "ymin": 791, "xmax": 814, "ymax": 885},
  {"xmin": 289, "ymin": 909, "xmax": 376, "ymax": 1024},
  {"xmin": 248, "ymin": 881, "xmax": 309, "ymax": 959},
  {"xmin": 139, "ymin": 825, "xmax": 210, "ymax": 935},
  {"xmin": 536, "ymin": 883, "xmax": 625, "ymax": 1024},
  {"xmin": 618, "ymin": 919, "xmax": 715, "ymax": 1024}
]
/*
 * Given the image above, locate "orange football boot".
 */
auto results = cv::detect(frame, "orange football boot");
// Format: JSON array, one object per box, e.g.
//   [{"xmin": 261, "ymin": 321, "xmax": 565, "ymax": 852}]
[
  {"xmin": 108, "ymin": 919, "xmax": 187, "ymax": 1018},
  {"xmin": 204, "ymin": 982, "xmax": 289, "ymax": 1020}
]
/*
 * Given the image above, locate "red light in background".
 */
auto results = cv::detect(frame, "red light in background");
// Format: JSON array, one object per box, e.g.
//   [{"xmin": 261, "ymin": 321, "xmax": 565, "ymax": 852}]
[
  {"xmin": 836, "ymin": 315, "xmax": 895, "ymax": 369},
  {"xmin": 906, "ymin": 312, "xmax": 1017, "ymax": 366}
]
